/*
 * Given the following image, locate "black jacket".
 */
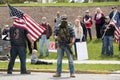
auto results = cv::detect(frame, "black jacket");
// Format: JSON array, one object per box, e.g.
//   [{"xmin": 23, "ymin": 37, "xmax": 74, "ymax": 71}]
[{"xmin": 101, "ymin": 22, "xmax": 115, "ymax": 37}]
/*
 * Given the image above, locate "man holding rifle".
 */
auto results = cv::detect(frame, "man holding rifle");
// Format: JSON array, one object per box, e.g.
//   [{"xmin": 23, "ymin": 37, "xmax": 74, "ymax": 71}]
[
  {"xmin": 101, "ymin": 16, "xmax": 115, "ymax": 57},
  {"xmin": 53, "ymin": 14, "xmax": 75, "ymax": 78}
]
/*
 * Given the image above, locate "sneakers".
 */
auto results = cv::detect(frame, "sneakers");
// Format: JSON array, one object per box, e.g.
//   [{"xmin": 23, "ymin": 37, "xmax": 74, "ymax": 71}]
[
  {"xmin": 21, "ymin": 71, "xmax": 31, "ymax": 74},
  {"xmin": 53, "ymin": 73, "xmax": 61, "ymax": 77},
  {"xmin": 70, "ymin": 74, "xmax": 75, "ymax": 78}
]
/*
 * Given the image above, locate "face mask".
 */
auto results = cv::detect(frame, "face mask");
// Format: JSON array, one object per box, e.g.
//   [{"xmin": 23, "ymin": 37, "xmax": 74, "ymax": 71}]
[{"xmin": 60, "ymin": 21, "xmax": 68, "ymax": 28}]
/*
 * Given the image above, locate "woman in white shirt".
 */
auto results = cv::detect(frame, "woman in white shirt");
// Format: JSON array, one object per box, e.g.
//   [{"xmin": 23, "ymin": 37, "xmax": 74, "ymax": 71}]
[{"xmin": 73, "ymin": 19, "xmax": 83, "ymax": 58}]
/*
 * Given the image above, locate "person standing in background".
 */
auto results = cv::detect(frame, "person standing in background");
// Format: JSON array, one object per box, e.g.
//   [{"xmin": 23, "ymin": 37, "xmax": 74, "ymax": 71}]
[
  {"xmin": 94, "ymin": 7, "xmax": 105, "ymax": 40},
  {"xmin": 54, "ymin": 11, "xmax": 61, "ymax": 26},
  {"xmin": 73, "ymin": 19, "xmax": 83, "ymax": 58},
  {"xmin": 39, "ymin": 17, "xmax": 52, "ymax": 57},
  {"xmin": 109, "ymin": 6, "xmax": 120, "ymax": 27},
  {"xmin": 101, "ymin": 16, "xmax": 115, "ymax": 57},
  {"xmin": 54, "ymin": 11, "xmax": 61, "ymax": 49},
  {"xmin": 1, "ymin": 25, "xmax": 10, "ymax": 58},
  {"xmin": 83, "ymin": 10, "xmax": 93, "ymax": 41},
  {"xmin": 77, "ymin": 16, "xmax": 87, "ymax": 41}
]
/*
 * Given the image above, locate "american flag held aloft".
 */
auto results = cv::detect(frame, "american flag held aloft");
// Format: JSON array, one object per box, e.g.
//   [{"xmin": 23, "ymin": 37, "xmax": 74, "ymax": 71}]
[{"xmin": 7, "ymin": 4, "xmax": 45, "ymax": 41}]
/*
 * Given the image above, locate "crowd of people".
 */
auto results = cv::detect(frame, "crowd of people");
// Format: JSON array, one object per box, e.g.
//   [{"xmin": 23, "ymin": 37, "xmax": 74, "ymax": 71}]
[{"xmin": 0, "ymin": 6, "xmax": 120, "ymax": 77}]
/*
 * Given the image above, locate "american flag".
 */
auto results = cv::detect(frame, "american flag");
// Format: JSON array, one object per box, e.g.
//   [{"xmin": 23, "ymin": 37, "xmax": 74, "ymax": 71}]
[
  {"xmin": 114, "ymin": 25, "xmax": 120, "ymax": 44},
  {"xmin": 7, "ymin": 4, "xmax": 45, "ymax": 41}
]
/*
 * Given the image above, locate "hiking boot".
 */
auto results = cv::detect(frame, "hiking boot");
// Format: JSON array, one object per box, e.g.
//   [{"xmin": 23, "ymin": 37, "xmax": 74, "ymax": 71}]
[
  {"xmin": 70, "ymin": 74, "xmax": 75, "ymax": 78},
  {"xmin": 21, "ymin": 71, "xmax": 31, "ymax": 74},
  {"xmin": 53, "ymin": 73, "xmax": 61, "ymax": 77},
  {"xmin": 7, "ymin": 72, "xmax": 12, "ymax": 74}
]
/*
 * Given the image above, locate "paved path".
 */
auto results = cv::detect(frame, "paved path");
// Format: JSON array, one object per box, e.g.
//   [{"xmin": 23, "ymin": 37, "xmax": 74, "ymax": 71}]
[
  {"xmin": 1, "ymin": 59, "xmax": 120, "ymax": 64},
  {"xmin": 0, "ymin": 72, "xmax": 120, "ymax": 80}
]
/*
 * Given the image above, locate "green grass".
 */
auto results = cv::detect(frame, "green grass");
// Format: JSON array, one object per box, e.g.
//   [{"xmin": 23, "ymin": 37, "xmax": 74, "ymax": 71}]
[
  {"xmin": 27, "ymin": 37, "xmax": 120, "ymax": 60},
  {"xmin": 1, "ymin": 38, "xmax": 120, "ymax": 72},
  {"xmin": 87, "ymin": 39, "xmax": 120, "ymax": 60},
  {"xmin": 0, "ymin": 2, "xmax": 120, "ymax": 6},
  {"xmin": 0, "ymin": 62, "xmax": 120, "ymax": 71}
]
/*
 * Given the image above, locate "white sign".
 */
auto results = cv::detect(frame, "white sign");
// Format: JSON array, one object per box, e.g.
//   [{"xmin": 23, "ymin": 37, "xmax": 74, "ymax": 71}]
[
  {"xmin": 76, "ymin": 42, "xmax": 88, "ymax": 60},
  {"xmin": 49, "ymin": 42, "xmax": 57, "ymax": 52}
]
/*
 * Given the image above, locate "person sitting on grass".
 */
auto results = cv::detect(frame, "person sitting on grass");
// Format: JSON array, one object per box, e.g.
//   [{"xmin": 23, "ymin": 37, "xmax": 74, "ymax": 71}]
[{"xmin": 31, "ymin": 49, "xmax": 53, "ymax": 65}]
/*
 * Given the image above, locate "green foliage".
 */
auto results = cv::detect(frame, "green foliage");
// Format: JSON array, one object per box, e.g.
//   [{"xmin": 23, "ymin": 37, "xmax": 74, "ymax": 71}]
[
  {"xmin": 57, "ymin": 0, "xmax": 69, "ymax": 3},
  {"xmin": 0, "ymin": 0, "xmax": 25, "ymax": 4}
]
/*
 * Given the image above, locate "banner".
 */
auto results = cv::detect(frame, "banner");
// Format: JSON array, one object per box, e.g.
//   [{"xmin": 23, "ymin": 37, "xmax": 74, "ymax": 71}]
[
  {"xmin": 49, "ymin": 42, "xmax": 57, "ymax": 52},
  {"xmin": 76, "ymin": 42, "xmax": 88, "ymax": 60}
]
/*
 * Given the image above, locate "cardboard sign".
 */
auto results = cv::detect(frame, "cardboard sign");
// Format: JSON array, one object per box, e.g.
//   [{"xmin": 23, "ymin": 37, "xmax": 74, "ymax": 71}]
[{"xmin": 76, "ymin": 42, "xmax": 88, "ymax": 60}]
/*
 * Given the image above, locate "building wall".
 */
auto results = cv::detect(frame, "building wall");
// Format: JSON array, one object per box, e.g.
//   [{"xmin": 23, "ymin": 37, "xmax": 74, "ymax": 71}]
[{"xmin": 0, "ymin": 6, "xmax": 119, "ymax": 36}]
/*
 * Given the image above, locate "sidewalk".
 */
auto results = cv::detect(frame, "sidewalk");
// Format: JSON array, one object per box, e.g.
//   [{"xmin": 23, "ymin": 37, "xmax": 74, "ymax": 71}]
[
  {"xmin": 16, "ymin": 59, "xmax": 120, "ymax": 64},
  {"xmin": 1, "ymin": 59, "xmax": 120, "ymax": 64}
]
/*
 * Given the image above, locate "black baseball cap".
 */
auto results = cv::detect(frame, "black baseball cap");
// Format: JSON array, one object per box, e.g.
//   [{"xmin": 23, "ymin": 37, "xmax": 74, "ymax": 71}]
[{"xmin": 112, "ymin": 6, "xmax": 117, "ymax": 9}]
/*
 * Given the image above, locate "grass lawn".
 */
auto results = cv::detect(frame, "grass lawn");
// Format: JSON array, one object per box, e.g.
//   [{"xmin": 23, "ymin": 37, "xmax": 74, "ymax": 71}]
[
  {"xmin": 27, "ymin": 37, "xmax": 120, "ymax": 60},
  {"xmin": 0, "ymin": 62, "xmax": 120, "ymax": 72},
  {"xmin": 0, "ymin": 38, "xmax": 119, "ymax": 72}
]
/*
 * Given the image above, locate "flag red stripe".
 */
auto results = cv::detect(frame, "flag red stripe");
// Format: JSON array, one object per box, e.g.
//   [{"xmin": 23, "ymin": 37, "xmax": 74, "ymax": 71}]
[
  {"xmin": 24, "ymin": 14, "xmax": 45, "ymax": 31},
  {"xmin": 23, "ymin": 16, "xmax": 43, "ymax": 36},
  {"xmin": 23, "ymin": 14, "xmax": 45, "ymax": 41},
  {"xmin": 114, "ymin": 27, "xmax": 120, "ymax": 43}
]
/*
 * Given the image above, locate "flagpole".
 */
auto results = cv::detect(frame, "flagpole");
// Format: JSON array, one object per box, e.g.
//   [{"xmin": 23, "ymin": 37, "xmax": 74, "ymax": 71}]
[{"xmin": 101, "ymin": 23, "xmax": 111, "ymax": 40}]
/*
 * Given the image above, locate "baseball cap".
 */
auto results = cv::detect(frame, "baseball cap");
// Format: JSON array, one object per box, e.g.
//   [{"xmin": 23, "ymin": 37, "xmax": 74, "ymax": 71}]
[
  {"xmin": 112, "ymin": 6, "xmax": 117, "ymax": 9},
  {"xmin": 61, "ymin": 14, "xmax": 67, "ymax": 20}
]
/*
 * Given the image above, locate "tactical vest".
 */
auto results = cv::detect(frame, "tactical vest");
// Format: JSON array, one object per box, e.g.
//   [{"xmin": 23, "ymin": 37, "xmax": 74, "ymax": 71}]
[{"xmin": 58, "ymin": 27, "xmax": 70, "ymax": 44}]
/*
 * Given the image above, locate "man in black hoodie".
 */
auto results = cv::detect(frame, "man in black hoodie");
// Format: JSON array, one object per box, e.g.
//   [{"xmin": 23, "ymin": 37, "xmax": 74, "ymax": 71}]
[{"xmin": 101, "ymin": 16, "xmax": 115, "ymax": 57}]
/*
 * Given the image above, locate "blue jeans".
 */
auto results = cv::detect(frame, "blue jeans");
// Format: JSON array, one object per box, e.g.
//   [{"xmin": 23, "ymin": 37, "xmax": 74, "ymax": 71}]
[
  {"xmin": 56, "ymin": 45, "xmax": 75, "ymax": 74},
  {"xmin": 7, "ymin": 46, "xmax": 27, "ymax": 73},
  {"xmin": 40, "ymin": 35, "xmax": 49, "ymax": 56},
  {"xmin": 102, "ymin": 36, "xmax": 114, "ymax": 56}
]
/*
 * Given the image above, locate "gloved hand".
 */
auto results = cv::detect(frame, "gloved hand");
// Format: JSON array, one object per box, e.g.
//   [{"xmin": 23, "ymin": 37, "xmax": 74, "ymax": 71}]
[{"xmin": 67, "ymin": 42, "xmax": 74, "ymax": 48}]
